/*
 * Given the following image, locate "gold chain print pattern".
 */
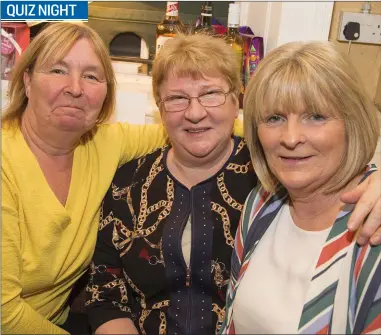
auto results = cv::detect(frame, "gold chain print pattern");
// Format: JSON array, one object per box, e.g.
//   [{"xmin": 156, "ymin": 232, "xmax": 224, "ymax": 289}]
[
  {"xmin": 87, "ymin": 142, "xmax": 254, "ymax": 335},
  {"xmin": 213, "ymin": 303, "xmax": 225, "ymax": 335},
  {"xmin": 123, "ymin": 269, "xmax": 147, "ymax": 309},
  {"xmin": 85, "ymin": 284, "xmax": 104, "ymax": 306},
  {"xmin": 118, "ymin": 174, "xmax": 174, "ymax": 257},
  {"xmin": 139, "ymin": 309, "xmax": 151, "ymax": 335},
  {"xmin": 211, "ymin": 202, "xmax": 234, "ymax": 247},
  {"xmin": 159, "ymin": 311, "xmax": 167, "ymax": 334},
  {"xmin": 234, "ymin": 139, "xmax": 245, "ymax": 156},
  {"xmin": 217, "ymin": 173, "xmax": 243, "ymax": 211},
  {"xmin": 138, "ymin": 152, "xmax": 165, "ymax": 229},
  {"xmin": 211, "ymin": 260, "xmax": 229, "ymax": 289},
  {"xmin": 226, "ymin": 161, "xmax": 251, "ymax": 174}
]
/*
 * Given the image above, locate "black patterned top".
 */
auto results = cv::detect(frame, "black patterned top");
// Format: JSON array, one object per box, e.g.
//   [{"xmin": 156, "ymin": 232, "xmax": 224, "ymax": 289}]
[{"xmin": 85, "ymin": 137, "xmax": 258, "ymax": 335}]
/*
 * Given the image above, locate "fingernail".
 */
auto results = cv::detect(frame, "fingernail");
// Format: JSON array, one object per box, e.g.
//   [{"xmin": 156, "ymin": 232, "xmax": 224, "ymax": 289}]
[
  {"xmin": 356, "ymin": 234, "xmax": 367, "ymax": 245},
  {"xmin": 347, "ymin": 222, "xmax": 355, "ymax": 231}
]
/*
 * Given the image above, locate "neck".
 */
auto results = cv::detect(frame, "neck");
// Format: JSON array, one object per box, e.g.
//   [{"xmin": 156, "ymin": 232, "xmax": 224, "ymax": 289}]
[
  {"xmin": 289, "ymin": 190, "xmax": 341, "ymax": 230},
  {"xmin": 167, "ymin": 138, "xmax": 234, "ymax": 188},
  {"xmin": 288, "ymin": 176, "xmax": 361, "ymax": 231},
  {"xmin": 21, "ymin": 110, "xmax": 80, "ymax": 157}
]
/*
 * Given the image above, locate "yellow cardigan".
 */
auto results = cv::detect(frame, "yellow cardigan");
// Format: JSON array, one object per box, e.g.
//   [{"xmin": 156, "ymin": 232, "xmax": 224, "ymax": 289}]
[{"xmin": 1, "ymin": 121, "xmax": 243, "ymax": 334}]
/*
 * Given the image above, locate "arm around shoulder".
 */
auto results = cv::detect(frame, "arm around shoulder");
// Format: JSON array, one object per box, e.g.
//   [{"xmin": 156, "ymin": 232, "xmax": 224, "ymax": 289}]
[{"xmin": 116, "ymin": 122, "xmax": 169, "ymax": 165}]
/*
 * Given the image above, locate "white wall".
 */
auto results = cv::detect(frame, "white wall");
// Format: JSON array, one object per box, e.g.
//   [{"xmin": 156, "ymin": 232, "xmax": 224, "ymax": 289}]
[{"xmin": 239, "ymin": 1, "xmax": 334, "ymax": 54}]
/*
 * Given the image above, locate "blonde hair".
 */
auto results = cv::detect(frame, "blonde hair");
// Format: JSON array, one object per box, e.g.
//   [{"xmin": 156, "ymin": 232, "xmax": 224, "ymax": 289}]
[
  {"xmin": 2, "ymin": 22, "xmax": 116, "ymax": 131},
  {"xmin": 152, "ymin": 32, "xmax": 241, "ymax": 105},
  {"xmin": 244, "ymin": 41, "xmax": 380, "ymax": 193}
]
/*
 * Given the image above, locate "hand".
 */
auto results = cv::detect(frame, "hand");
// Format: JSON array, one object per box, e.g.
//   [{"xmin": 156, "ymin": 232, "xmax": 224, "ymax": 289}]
[
  {"xmin": 95, "ymin": 318, "xmax": 139, "ymax": 335},
  {"xmin": 340, "ymin": 169, "xmax": 381, "ymax": 246}
]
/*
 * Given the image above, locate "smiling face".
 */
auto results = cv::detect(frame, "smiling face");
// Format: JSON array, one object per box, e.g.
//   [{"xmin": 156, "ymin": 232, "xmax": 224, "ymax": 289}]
[
  {"xmin": 257, "ymin": 106, "xmax": 346, "ymax": 195},
  {"xmin": 23, "ymin": 38, "xmax": 107, "ymax": 135},
  {"xmin": 159, "ymin": 73, "xmax": 239, "ymax": 163}
]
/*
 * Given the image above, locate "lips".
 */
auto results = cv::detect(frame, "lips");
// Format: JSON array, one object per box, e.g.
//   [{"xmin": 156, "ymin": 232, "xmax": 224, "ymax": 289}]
[
  {"xmin": 280, "ymin": 156, "xmax": 311, "ymax": 160},
  {"xmin": 280, "ymin": 156, "xmax": 313, "ymax": 164},
  {"xmin": 185, "ymin": 127, "xmax": 210, "ymax": 133},
  {"xmin": 62, "ymin": 105, "xmax": 83, "ymax": 110}
]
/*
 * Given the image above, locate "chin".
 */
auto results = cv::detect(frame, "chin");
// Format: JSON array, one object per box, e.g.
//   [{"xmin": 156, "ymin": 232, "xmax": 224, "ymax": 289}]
[
  {"xmin": 185, "ymin": 144, "xmax": 215, "ymax": 158},
  {"xmin": 280, "ymin": 175, "xmax": 327, "ymax": 194},
  {"xmin": 56, "ymin": 121, "xmax": 85, "ymax": 133},
  {"xmin": 275, "ymin": 172, "xmax": 315, "ymax": 191}
]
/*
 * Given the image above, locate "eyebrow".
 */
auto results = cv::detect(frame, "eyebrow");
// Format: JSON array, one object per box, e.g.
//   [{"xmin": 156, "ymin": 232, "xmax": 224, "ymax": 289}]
[
  {"xmin": 166, "ymin": 85, "xmax": 226, "ymax": 95},
  {"xmin": 54, "ymin": 60, "xmax": 104, "ymax": 73}
]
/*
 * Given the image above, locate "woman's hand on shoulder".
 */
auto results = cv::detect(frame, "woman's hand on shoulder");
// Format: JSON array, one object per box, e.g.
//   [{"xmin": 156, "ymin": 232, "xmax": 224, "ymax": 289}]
[{"xmin": 341, "ymin": 169, "xmax": 381, "ymax": 245}]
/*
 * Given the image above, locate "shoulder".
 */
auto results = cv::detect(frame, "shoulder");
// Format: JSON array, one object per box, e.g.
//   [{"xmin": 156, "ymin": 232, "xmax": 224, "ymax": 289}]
[
  {"xmin": 223, "ymin": 136, "xmax": 254, "ymax": 174},
  {"xmin": 2, "ymin": 126, "xmax": 27, "ymax": 172},
  {"xmin": 112, "ymin": 146, "xmax": 166, "ymax": 186},
  {"xmin": 2, "ymin": 126, "xmax": 21, "ymax": 150},
  {"xmin": 89, "ymin": 122, "xmax": 127, "ymax": 143},
  {"xmin": 221, "ymin": 136, "xmax": 257, "ymax": 189},
  {"xmin": 241, "ymin": 184, "xmax": 287, "ymax": 232},
  {"xmin": 231, "ymin": 136, "xmax": 251, "ymax": 161}
]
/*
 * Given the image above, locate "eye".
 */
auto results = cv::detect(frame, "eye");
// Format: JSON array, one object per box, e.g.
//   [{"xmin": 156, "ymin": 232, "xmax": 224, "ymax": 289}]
[
  {"xmin": 201, "ymin": 90, "xmax": 222, "ymax": 98},
  {"xmin": 84, "ymin": 74, "xmax": 99, "ymax": 81},
  {"xmin": 167, "ymin": 95, "xmax": 187, "ymax": 100},
  {"xmin": 265, "ymin": 115, "xmax": 283, "ymax": 124},
  {"xmin": 309, "ymin": 114, "xmax": 326, "ymax": 121},
  {"xmin": 50, "ymin": 68, "xmax": 66, "ymax": 75},
  {"xmin": 165, "ymin": 95, "xmax": 189, "ymax": 104}
]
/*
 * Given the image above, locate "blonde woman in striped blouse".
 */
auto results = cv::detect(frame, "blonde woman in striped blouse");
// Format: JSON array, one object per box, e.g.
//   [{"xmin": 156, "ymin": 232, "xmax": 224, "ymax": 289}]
[{"xmin": 221, "ymin": 41, "xmax": 381, "ymax": 334}]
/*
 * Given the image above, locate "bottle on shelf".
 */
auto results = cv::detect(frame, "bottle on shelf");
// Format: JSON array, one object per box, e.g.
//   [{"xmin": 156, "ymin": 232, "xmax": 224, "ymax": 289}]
[
  {"xmin": 156, "ymin": 1, "xmax": 184, "ymax": 55},
  {"xmin": 225, "ymin": 3, "xmax": 244, "ymax": 107},
  {"xmin": 194, "ymin": 1, "xmax": 215, "ymax": 35},
  {"xmin": 225, "ymin": 3, "xmax": 243, "ymax": 74}
]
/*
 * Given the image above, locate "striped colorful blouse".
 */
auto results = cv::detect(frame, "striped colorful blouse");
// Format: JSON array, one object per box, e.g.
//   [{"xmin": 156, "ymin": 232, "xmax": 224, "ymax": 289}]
[{"xmin": 220, "ymin": 165, "xmax": 381, "ymax": 334}]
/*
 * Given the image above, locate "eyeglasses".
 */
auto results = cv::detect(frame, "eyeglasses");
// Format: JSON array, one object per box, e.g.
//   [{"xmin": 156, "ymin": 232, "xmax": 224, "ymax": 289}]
[{"xmin": 160, "ymin": 89, "xmax": 232, "ymax": 113}]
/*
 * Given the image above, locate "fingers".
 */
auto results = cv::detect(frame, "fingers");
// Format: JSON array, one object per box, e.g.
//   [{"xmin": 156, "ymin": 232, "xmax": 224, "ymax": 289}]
[
  {"xmin": 370, "ymin": 227, "xmax": 381, "ymax": 246},
  {"xmin": 345, "ymin": 175, "xmax": 380, "ymax": 231},
  {"xmin": 355, "ymin": 197, "xmax": 381, "ymax": 245},
  {"xmin": 340, "ymin": 180, "xmax": 367, "ymax": 205}
]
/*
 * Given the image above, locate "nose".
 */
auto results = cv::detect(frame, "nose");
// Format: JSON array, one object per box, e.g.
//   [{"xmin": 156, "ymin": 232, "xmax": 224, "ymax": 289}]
[
  {"xmin": 184, "ymin": 98, "xmax": 207, "ymax": 123},
  {"xmin": 64, "ymin": 74, "xmax": 83, "ymax": 98},
  {"xmin": 280, "ymin": 119, "xmax": 306, "ymax": 148}
]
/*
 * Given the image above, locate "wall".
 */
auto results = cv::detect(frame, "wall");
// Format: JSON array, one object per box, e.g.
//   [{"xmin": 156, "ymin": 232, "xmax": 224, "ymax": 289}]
[
  {"xmin": 328, "ymin": 1, "xmax": 381, "ymax": 104},
  {"xmin": 239, "ymin": 2, "xmax": 334, "ymax": 54},
  {"xmin": 328, "ymin": 2, "xmax": 381, "ymax": 167}
]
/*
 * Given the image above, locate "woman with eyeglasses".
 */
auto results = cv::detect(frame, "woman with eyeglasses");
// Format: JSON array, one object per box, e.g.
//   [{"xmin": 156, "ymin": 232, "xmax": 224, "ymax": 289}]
[{"xmin": 85, "ymin": 33, "xmax": 381, "ymax": 335}]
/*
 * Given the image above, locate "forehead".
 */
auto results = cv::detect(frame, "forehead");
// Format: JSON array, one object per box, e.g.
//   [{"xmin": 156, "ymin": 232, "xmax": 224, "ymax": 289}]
[
  {"xmin": 161, "ymin": 72, "xmax": 228, "ymax": 93},
  {"xmin": 38, "ymin": 38, "xmax": 103, "ymax": 70}
]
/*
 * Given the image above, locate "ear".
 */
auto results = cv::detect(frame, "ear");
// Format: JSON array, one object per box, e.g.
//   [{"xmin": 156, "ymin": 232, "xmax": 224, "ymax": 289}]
[{"xmin": 23, "ymin": 70, "xmax": 31, "ymax": 98}]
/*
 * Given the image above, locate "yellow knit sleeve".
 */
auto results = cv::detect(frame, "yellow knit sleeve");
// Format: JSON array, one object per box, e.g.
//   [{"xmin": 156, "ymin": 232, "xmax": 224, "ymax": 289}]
[
  {"xmin": 115, "ymin": 123, "xmax": 169, "ymax": 165},
  {"xmin": 1, "ymin": 172, "xmax": 68, "ymax": 334},
  {"xmin": 233, "ymin": 118, "xmax": 244, "ymax": 137}
]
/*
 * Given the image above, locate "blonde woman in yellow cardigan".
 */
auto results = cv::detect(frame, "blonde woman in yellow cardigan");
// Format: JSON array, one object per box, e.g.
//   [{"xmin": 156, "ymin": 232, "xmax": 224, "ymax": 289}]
[
  {"xmin": 1, "ymin": 23, "xmax": 381, "ymax": 334},
  {"xmin": 1, "ymin": 22, "xmax": 169, "ymax": 334}
]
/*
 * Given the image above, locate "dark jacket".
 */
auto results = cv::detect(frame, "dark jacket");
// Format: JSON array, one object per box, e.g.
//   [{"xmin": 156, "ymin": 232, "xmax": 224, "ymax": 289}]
[{"xmin": 85, "ymin": 137, "xmax": 258, "ymax": 335}]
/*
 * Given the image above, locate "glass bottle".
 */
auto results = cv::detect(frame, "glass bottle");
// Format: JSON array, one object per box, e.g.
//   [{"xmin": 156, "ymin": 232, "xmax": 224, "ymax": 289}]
[
  {"xmin": 156, "ymin": 2, "xmax": 184, "ymax": 55},
  {"xmin": 226, "ymin": 3, "xmax": 243, "ymax": 74},
  {"xmin": 194, "ymin": 2, "xmax": 215, "ymax": 35},
  {"xmin": 226, "ymin": 3, "xmax": 244, "ymax": 107}
]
